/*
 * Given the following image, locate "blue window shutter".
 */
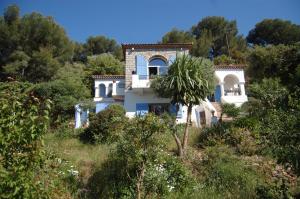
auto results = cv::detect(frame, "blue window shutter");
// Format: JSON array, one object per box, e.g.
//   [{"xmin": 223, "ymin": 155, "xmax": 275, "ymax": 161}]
[
  {"xmin": 177, "ymin": 104, "xmax": 183, "ymax": 118},
  {"xmin": 168, "ymin": 55, "xmax": 176, "ymax": 66},
  {"xmin": 136, "ymin": 55, "xmax": 147, "ymax": 79},
  {"xmin": 96, "ymin": 102, "xmax": 110, "ymax": 113},
  {"xmin": 136, "ymin": 103, "xmax": 148, "ymax": 116},
  {"xmin": 214, "ymin": 85, "xmax": 221, "ymax": 102}
]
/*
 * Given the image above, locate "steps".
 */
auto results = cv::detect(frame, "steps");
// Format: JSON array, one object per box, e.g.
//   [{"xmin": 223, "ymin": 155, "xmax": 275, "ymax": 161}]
[
  {"xmin": 210, "ymin": 102, "xmax": 232, "ymax": 121},
  {"xmin": 211, "ymin": 102, "xmax": 222, "ymax": 118}
]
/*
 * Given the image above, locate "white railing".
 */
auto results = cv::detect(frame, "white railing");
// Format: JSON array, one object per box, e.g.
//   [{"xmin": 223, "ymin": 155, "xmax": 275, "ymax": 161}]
[{"xmin": 132, "ymin": 74, "xmax": 151, "ymax": 88}]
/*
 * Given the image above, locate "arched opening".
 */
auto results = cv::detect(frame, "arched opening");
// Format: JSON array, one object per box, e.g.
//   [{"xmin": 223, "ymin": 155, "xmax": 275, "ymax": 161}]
[
  {"xmin": 148, "ymin": 56, "xmax": 168, "ymax": 78},
  {"xmin": 99, "ymin": 84, "xmax": 106, "ymax": 97},
  {"xmin": 224, "ymin": 75, "xmax": 240, "ymax": 96},
  {"xmin": 107, "ymin": 83, "xmax": 113, "ymax": 97}
]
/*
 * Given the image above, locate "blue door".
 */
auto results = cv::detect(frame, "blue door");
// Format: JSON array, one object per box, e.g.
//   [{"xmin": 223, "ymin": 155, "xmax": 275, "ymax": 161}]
[{"xmin": 214, "ymin": 85, "xmax": 221, "ymax": 102}]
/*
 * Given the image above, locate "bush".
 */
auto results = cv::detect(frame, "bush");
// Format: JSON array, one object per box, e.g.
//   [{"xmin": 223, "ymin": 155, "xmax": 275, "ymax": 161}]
[
  {"xmin": 0, "ymin": 82, "xmax": 51, "ymax": 198},
  {"xmin": 52, "ymin": 120, "xmax": 83, "ymax": 139},
  {"xmin": 80, "ymin": 104, "xmax": 127, "ymax": 144},
  {"xmin": 198, "ymin": 122, "xmax": 260, "ymax": 155},
  {"xmin": 192, "ymin": 146, "xmax": 293, "ymax": 199},
  {"xmin": 85, "ymin": 114, "xmax": 195, "ymax": 198}
]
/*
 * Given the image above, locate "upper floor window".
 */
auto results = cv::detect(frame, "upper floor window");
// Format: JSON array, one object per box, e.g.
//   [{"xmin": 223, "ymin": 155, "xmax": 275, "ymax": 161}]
[{"xmin": 148, "ymin": 57, "xmax": 168, "ymax": 77}]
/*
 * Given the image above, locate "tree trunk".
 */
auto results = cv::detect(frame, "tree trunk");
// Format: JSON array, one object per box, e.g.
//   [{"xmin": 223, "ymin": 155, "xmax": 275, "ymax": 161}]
[
  {"xmin": 173, "ymin": 132, "xmax": 183, "ymax": 156},
  {"xmin": 182, "ymin": 104, "xmax": 192, "ymax": 154},
  {"xmin": 136, "ymin": 162, "xmax": 145, "ymax": 199}
]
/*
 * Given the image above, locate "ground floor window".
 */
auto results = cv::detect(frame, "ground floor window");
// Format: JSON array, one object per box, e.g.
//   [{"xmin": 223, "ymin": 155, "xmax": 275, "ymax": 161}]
[
  {"xmin": 148, "ymin": 103, "xmax": 169, "ymax": 116},
  {"xmin": 136, "ymin": 103, "xmax": 182, "ymax": 118}
]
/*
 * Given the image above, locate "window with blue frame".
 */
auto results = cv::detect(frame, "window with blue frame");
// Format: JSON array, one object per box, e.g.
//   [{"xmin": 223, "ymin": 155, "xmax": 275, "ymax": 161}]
[{"xmin": 148, "ymin": 57, "xmax": 168, "ymax": 77}]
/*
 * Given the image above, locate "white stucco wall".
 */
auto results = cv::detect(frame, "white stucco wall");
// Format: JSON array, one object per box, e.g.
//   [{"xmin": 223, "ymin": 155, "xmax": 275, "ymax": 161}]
[
  {"xmin": 214, "ymin": 69, "xmax": 248, "ymax": 106},
  {"xmin": 94, "ymin": 79, "xmax": 125, "ymax": 102},
  {"xmin": 124, "ymin": 90, "xmax": 208, "ymax": 126},
  {"xmin": 215, "ymin": 69, "xmax": 246, "ymax": 83}
]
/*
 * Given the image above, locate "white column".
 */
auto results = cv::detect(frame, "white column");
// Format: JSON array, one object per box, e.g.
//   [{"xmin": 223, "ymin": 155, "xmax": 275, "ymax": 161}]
[
  {"xmin": 220, "ymin": 82, "xmax": 225, "ymax": 96},
  {"xmin": 112, "ymin": 81, "xmax": 117, "ymax": 96},
  {"xmin": 240, "ymin": 82, "xmax": 246, "ymax": 96},
  {"xmin": 75, "ymin": 105, "xmax": 81, "ymax": 129},
  {"xmin": 95, "ymin": 84, "xmax": 99, "ymax": 98}
]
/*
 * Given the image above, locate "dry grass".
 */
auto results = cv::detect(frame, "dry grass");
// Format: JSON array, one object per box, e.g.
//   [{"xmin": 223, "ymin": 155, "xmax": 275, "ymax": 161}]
[
  {"xmin": 44, "ymin": 133, "xmax": 111, "ymax": 184},
  {"xmin": 166, "ymin": 126, "xmax": 202, "ymax": 152}
]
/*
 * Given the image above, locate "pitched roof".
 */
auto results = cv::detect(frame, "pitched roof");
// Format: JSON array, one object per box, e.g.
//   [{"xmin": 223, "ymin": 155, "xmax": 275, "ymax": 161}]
[
  {"xmin": 214, "ymin": 64, "xmax": 246, "ymax": 69},
  {"xmin": 92, "ymin": 75, "xmax": 125, "ymax": 79}
]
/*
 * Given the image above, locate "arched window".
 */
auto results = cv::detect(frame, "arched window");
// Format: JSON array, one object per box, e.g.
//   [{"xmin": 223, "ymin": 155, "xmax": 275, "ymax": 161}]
[
  {"xmin": 99, "ymin": 84, "xmax": 106, "ymax": 97},
  {"xmin": 224, "ymin": 75, "xmax": 240, "ymax": 96},
  {"xmin": 148, "ymin": 57, "xmax": 168, "ymax": 77}
]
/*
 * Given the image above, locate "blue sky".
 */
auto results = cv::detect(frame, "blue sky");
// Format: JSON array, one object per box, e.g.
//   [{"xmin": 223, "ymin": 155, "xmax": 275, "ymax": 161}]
[{"xmin": 1, "ymin": 0, "xmax": 299, "ymax": 44}]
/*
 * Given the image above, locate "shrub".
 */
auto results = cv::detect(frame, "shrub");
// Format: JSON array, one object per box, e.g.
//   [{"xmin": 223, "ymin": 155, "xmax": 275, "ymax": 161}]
[
  {"xmin": 52, "ymin": 120, "xmax": 83, "ymax": 139},
  {"xmin": 85, "ymin": 114, "xmax": 195, "ymax": 198},
  {"xmin": 213, "ymin": 54, "xmax": 236, "ymax": 65},
  {"xmin": 198, "ymin": 122, "xmax": 260, "ymax": 155},
  {"xmin": 192, "ymin": 146, "xmax": 293, "ymax": 199},
  {"xmin": 80, "ymin": 104, "xmax": 127, "ymax": 144},
  {"xmin": 0, "ymin": 82, "xmax": 51, "ymax": 198}
]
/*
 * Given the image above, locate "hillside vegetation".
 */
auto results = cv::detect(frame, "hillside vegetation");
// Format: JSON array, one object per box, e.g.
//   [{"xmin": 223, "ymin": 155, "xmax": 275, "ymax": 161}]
[{"xmin": 1, "ymin": 5, "xmax": 300, "ymax": 199}]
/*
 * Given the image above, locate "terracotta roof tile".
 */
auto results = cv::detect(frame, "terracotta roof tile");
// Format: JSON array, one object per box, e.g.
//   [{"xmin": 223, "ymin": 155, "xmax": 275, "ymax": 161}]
[
  {"xmin": 92, "ymin": 75, "xmax": 125, "ymax": 79},
  {"xmin": 122, "ymin": 43, "xmax": 193, "ymax": 56},
  {"xmin": 214, "ymin": 64, "xmax": 246, "ymax": 69}
]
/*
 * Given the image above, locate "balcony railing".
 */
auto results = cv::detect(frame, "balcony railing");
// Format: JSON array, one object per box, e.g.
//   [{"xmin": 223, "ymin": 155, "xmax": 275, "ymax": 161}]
[
  {"xmin": 224, "ymin": 88, "xmax": 241, "ymax": 96},
  {"xmin": 131, "ymin": 74, "xmax": 166, "ymax": 89}
]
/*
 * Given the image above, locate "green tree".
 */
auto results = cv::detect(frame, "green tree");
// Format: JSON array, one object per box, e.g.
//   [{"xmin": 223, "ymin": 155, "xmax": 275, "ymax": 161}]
[
  {"xmin": 32, "ymin": 62, "xmax": 90, "ymax": 124},
  {"xmin": 100, "ymin": 114, "xmax": 193, "ymax": 199},
  {"xmin": 247, "ymin": 19, "xmax": 300, "ymax": 45},
  {"xmin": 81, "ymin": 104, "xmax": 127, "ymax": 144},
  {"xmin": 151, "ymin": 54, "xmax": 215, "ymax": 156},
  {"xmin": 2, "ymin": 50, "xmax": 30, "ymax": 79},
  {"xmin": 3, "ymin": 4, "xmax": 19, "ymax": 25},
  {"xmin": 191, "ymin": 16, "xmax": 246, "ymax": 58},
  {"xmin": 219, "ymin": 103, "xmax": 240, "ymax": 122},
  {"xmin": 84, "ymin": 35, "xmax": 123, "ymax": 60},
  {"xmin": 0, "ymin": 81, "xmax": 51, "ymax": 198},
  {"xmin": 0, "ymin": 5, "xmax": 74, "ymax": 82},
  {"xmin": 192, "ymin": 29, "xmax": 213, "ymax": 57},
  {"xmin": 87, "ymin": 53, "xmax": 124, "ymax": 75},
  {"xmin": 247, "ymin": 44, "xmax": 300, "ymax": 90},
  {"xmin": 247, "ymin": 79, "xmax": 300, "ymax": 174},
  {"xmin": 26, "ymin": 48, "xmax": 61, "ymax": 82},
  {"xmin": 161, "ymin": 28, "xmax": 194, "ymax": 44}
]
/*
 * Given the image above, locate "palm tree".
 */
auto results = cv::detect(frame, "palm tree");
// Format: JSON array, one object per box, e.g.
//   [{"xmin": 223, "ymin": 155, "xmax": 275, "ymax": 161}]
[{"xmin": 151, "ymin": 54, "xmax": 215, "ymax": 156}]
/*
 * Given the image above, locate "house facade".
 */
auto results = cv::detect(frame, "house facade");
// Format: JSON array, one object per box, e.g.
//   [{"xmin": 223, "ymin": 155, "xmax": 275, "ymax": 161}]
[{"xmin": 75, "ymin": 43, "xmax": 248, "ymax": 128}]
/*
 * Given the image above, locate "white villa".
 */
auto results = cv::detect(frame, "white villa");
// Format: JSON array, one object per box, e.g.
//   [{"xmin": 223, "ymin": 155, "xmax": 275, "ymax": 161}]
[{"xmin": 75, "ymin": 43, "xmax": 248, "ymax": 128}]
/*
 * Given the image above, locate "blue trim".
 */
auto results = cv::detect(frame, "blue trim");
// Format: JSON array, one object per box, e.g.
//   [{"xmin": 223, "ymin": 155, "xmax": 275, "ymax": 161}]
[
  {"xmin": 96, "ymin": 102, "xmax": 110, "ymax": 113},
  {"xmin": 136, "ymin": 55, "xmax": 147, "ymax": 79},
  {"xmin": 214, "ymin": 85, "xmax": 221, "ymax": 102},
  {"xmin": 136, "ymin": 103, "xmax": 148, "ymax": 116}
]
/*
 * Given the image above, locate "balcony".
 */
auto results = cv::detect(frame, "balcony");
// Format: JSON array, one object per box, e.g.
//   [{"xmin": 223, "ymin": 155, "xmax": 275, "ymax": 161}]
[{"xmin": 131, "ymin": 74, "xmax": 161, "ymax": 89}]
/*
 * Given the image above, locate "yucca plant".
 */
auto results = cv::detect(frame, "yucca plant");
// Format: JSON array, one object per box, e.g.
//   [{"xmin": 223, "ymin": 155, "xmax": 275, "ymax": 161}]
[{"xmin": 151, "ymin": 54, "xmax": 215, "ymax": 156}]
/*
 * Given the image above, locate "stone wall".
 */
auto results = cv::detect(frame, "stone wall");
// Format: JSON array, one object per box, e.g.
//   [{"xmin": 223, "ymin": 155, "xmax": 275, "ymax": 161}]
[{"xmin": 124, "ymin": 48, "xmax": 189, "ymax": 88}]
